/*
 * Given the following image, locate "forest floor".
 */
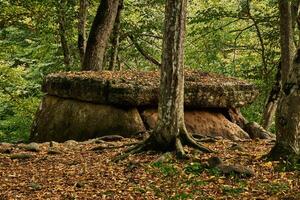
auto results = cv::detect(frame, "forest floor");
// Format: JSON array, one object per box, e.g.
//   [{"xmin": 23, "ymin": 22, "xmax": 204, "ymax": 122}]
[{"xmin": 0, "ymin": 137, "xmax": 299, "ymax": 200}]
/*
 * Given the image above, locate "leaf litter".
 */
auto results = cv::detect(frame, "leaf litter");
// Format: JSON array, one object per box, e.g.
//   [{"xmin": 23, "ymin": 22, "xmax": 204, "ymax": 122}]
[{"xmin": 0, "ymin": 138, "xmax": 299, "ymax": 199}]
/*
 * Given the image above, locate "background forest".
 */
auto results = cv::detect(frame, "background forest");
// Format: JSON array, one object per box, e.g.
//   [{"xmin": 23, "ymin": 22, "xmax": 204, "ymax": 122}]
[{"xmin": 0, "ymin": 0, "xmax": 282, "ymax": 142}]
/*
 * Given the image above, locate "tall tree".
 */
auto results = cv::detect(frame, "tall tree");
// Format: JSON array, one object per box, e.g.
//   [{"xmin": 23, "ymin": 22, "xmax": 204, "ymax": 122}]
[
  {"xmin": 57, "ymin": 0, "xmax": 72, "ymax": 70},
  {"xmin": 108, "ymin": 0, "xmax": 123, "ymax": 71},
  {"xmin": 114, "ymin": 0, "xmax": 211, "ymax": 161},
  {"xmin": 261, "ymin": 1, "xmax": 300, "ymax": 130},
  {"xmin": 150, "ymin": 0, "xmax": 209, "ymax": 156},
  {"xmin": 82, "ymin": 0, "xmax": 120, "ymax": 71},
  {"xmin": 268, "ymin": 0, "xmax": 299, "ymax": 162},
  {"xmin": 78, "ymin": 0, "xmax": 88, "ymax": 64}
]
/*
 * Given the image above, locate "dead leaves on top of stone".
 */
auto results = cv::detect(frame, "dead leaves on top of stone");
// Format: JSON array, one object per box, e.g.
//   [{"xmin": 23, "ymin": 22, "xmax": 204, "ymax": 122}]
[{"xmin": 48, "ymin": 69, "xmax": 253, "ymax": 87}]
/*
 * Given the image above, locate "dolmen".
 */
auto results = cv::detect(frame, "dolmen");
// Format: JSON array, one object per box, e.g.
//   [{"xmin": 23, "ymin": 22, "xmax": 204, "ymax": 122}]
[{"xmin": 30, "ymin": 70, "xmax": 272, "ymax": 142}]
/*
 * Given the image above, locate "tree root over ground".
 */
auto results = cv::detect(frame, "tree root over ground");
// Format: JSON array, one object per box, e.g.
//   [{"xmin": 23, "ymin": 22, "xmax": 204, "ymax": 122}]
[{"xmin": 112, "ymin": 129, "xmax": 214, "ymax": 162}]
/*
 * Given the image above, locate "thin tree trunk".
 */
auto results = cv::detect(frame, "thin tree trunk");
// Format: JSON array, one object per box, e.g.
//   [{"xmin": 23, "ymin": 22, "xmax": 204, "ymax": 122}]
[
  {"xmin": 129, "ymin": 35, "xmax": 161, "ymax": 67},
  {"xmin": 261, "ymin": 62, "xmax": 282, "ymax": 130},
  {"xmin": 82, "ymin": 0, "xmax": 120, "ymax": 71},
  {"xmin": 58, "ymin": 0, "xmax": 71, "ymax": 71},
  {"xmin": 78, "ymin": 0, "xmax": 88, "ymax": 64},
  {"xmin": 108, "ymin": 0, "xmax": 123, "ymax": 71}
]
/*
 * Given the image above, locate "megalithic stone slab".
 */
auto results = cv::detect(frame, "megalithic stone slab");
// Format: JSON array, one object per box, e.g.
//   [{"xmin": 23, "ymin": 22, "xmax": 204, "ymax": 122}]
[
  {"xmin": 30, "ymin": 95, "xmax": 146, "ymax": 142},
  {"xmin": 42, "ymin": 70, "xmax": 259, "ymax": 108}
]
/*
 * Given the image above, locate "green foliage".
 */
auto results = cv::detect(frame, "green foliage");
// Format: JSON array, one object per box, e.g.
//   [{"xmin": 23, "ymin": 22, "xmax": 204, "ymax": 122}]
[
  {"xmin": 259, "ymin": 182, "xmax": 290, "ymax": 195},
  {"xmin": 275, "ymin": 156, "xmax": 300, "ymax": 172},
  {"xmin": 222, "ymin": 185, "xmax": 245, "ymax": 196},
  {"xmin": 184, "ymin": 162, "xmax": 205, "ymax": 175},
  {"xmin": 151, "ymin": 161, "xmax": 178, "ymax": 177},
  {"xmin": 206, "ymin": 167, "xmax": 222, "ymax": 177},
  {"xmin": 0, "ymin": 64, "xmax": 40, "ymax": 142},
  {"xmin": 169, "ymin": 192, "xmax": 194, "ymax": 200},
  {"xmin": 0, "ymin": 0, "xmax": 286, "ymax": 141}
]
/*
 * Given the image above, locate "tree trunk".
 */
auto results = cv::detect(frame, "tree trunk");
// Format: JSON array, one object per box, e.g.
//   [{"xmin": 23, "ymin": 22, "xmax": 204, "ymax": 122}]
[
  {"xmin": 268, "ymin": 0, "xmax": 299, "ymax": 161},
  {"xmin": 78, "ymin": 0, "xmax": 88, "ymax": 64},
  {"xmin": 261, "ymin": 1, "xmax": 299, "ymax": 131},
  {"xmin": 82, "ymin": 0, "xmax": 120, "ymax": 71},
  {"xmin": 58, "ymin": 0, "xmax": 71, "ymax": 71},
  {"xmin": 148, "ymin": 0, "xmax": 211, "ymax": 156},
  {"xmin": 261, "ymin": 62, "xmax": 282, "ymax": 130},
  {"xmin": 279, "ymin": 0, "xmax": 294, "ymax": 85},
  {"xmin": 151, "ymin": 0, "xmax": 187, "ymax": 150},
  {"xmin": 108, "ymin": 0, "xmax": 123, "ymax": 71},
  {"xmin": 113, "ymin": 0, "xmax": 212, "ymax": 162},
  {"xmin": 268, "ymin": 48, "xmax": 300, "ymax": 161}
]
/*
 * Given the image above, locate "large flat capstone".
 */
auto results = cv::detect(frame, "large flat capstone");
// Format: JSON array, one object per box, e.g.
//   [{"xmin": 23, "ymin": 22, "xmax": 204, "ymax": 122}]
[{"xmin": 43, "ymin": 70, "xmax": 258, "ymax": 108}]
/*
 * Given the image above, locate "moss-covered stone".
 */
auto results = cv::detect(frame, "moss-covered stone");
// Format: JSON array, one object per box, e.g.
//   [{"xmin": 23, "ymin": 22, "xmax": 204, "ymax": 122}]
[
  {"xmin": 30, "ymin": 95, "xmax": 146, "ymax": 142},
  {"xmin": 42, "ymin": 70, "xmax": 258, "ymax": 108}
]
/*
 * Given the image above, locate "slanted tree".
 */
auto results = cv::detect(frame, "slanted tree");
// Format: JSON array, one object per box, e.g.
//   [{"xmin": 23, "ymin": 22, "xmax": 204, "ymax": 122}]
[
  {"xmin": 82, "ymin": 0, "xmax": 120, "ymax": 71},
  {"xmin": 268, "ymin": 0, "xmax": 299, "ymax": 162},
  {"xmin": 114, "ymin": 0, "xmax": 211, "ymax": 161},
  {"xmin": 261, "ymin": 62, "xmax": 282, "ymax": 130}
]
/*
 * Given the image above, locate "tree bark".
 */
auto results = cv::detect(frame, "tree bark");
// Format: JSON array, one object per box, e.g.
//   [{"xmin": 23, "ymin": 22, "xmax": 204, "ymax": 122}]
[
  {"xmin": 82, "ymin": 0, "xmax": 120, "ymax": 71},
  {"xmin": 147, "ymin": 0, "xmax": 211, "ymax": 156},
  {"xmin": 261, "ymin": 1, "xmax": 300, "ymax": 131},
  {"xmin": 268, "ymin": 0, "xmax": 300, "ymax": 161},
  {"xmin": 108, "ymin": 0, "xmax": 123, "ymax": 71},
  {"xmin": 261, "ymin": 62, "xmax": 282, "ymax": 130},
  {"xmin": 151, "ymin": 0, "xmax": 188, "ymax": 150},
  {"xmin": 279, "ymin": 0, "xmax": 295, "ymax": 85},
  {"xmin": 78, "ymin": 0, "xmax": 88, "ymax": 65},
  {"xmin": 113, "ymin": 0, "xmax": 212, "ymax": 161},
  {"xmin": 58, "ymin": 0, "xmax": 71, "ymax": 71},
  {"xmin": 268, "ymin": 48, "xmax": 300, "ymax": 161}
]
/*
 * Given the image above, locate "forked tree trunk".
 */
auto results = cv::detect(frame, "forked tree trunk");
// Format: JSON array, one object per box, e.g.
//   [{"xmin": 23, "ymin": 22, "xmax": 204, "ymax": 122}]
[
  {"xmin": 268, "ymin": 0, "xmax": 299, "ymax": 161},
  {"xmin": 78, "ymin": 0, "xmax": 88, "ymax": 64},
  {"xmin": 108, "ymin": 0, "xmax": 123, "ymax": 71},
  {"xmin": 82, "ymin": 0, "xmax": 119, "ymax": 71}
]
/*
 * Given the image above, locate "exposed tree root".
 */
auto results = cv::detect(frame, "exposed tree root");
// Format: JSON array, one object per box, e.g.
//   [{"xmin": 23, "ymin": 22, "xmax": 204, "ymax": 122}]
[
  {"xmin": 183, "ymin": 129, "xmax": 214, "ymax": 153},
  {"xmin": 113, "ymin": 129, "xmax": 213, "ymax": 162},
  {"xmin": 175, "ymin": 137, "xmax": 187, "ymax": 159},
  {"xmin": 112, "ymin": 141, "xmax": 148, "ymax": 162},
  {"xmin": 91, "ymin": 142, "xmax": 139, "ymax": 151}
]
